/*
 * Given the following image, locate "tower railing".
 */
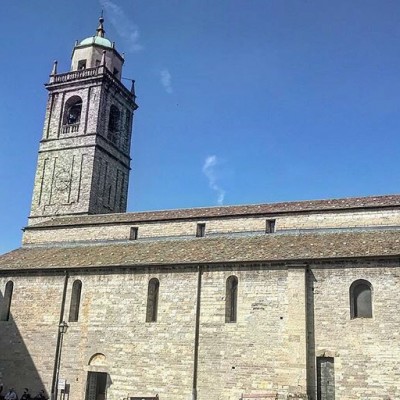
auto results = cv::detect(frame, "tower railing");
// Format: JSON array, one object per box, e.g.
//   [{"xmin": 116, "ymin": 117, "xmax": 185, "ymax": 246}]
[
  {"xmin": 62, "ymin": 123, "xmax": 80, "ymax": 134},
  {"xmin": 50, "ymin": 67, "xmax": 101, "ymax": 83},
  {"xmin": 48, "ymin": 66, "xmax": 135, "ymax": 100}
]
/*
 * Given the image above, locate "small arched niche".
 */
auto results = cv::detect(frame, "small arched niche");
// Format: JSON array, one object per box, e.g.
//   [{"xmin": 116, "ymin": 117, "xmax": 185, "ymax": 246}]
[{"xmin": 88, "ymin": 353, "xmax": 107, "ymax": 367}]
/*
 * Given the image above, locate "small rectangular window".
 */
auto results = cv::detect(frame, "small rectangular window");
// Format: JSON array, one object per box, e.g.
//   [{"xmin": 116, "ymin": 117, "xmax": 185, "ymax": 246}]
[
  {"xmin": 196, "ymin": 223, "xmax": 206, "ymax": 237},
  {"xmin": 113, "ymin": 68, "xmax": 119, "ymax": 76},
  {"xmin": 130, "ymin": 227, "xmax": 138, "ymax": 240},
  {"xmin": 266, "ymin": 219, "xmax": 276, "ymax": 234},
  {"xmin": 146, "ymin": 278, "xmax": 159, "ymax": 323},
  {"xmin": 77, "ymin": 60, "xmax": 87, "ymax": 70},
  {"xmin": 226, "ymin": 276, "xmax": 238, "ymax": 323}
]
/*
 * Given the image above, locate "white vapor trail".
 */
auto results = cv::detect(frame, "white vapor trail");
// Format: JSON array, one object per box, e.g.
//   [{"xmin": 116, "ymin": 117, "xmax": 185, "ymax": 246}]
[
  {"xmin": 202, "ymin": 155, "xmax": 226, "ymax": 205},
  {"xmin": 160, "ymin": 69, "xmax": 173, "ymax": 94},
  {"xmin": 99, "ymin": 0, "xmax": 143, "ymax": 52}
]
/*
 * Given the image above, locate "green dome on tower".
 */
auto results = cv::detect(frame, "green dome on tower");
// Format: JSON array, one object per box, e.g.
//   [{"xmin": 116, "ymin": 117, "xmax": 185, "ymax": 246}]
[{"xmin": 78, "ymin": 36, "xmax": 113, "ymax": 48}]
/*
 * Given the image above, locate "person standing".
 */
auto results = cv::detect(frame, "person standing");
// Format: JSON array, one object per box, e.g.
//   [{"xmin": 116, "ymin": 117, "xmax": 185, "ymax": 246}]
[
  {"xmin": 33, "ymin": 391, "xmax": 46, "ymax": 400},
  {"xmin": 4, "ymin": 388, "xmax": 17, "ymax": 400},
  {"xmin": 20, "ymin": 389, "xmax": 30, "ymax": 400}
]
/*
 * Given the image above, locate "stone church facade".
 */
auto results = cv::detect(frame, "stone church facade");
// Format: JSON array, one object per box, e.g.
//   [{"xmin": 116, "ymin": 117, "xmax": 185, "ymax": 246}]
[{"xmin": 0, "ymin": 18, "xmax": 399, "ymax": 400}]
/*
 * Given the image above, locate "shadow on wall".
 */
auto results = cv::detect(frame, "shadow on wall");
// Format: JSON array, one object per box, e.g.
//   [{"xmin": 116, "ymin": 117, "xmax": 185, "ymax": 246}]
[
  {"xmin": 0, "ymin": 281, "xmax": 48, "ymax": 399},
  {"xmin": 306, "ymin": 269, "xmax": 317, "ymax": 400}
]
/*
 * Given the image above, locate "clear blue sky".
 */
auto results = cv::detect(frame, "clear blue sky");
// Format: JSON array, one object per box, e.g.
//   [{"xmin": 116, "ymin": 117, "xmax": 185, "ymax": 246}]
[{"xmin": 0, "ymin": 0, "xmax": 399, "ymax": 253}]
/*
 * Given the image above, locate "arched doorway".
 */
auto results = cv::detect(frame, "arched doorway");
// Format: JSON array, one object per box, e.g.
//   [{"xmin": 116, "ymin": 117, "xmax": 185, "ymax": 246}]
[{"xmin": 85, "ymin": 353, "xmax": 109, "ymax": 400}]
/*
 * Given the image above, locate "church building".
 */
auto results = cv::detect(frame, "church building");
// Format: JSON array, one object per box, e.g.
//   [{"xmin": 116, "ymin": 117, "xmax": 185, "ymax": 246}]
[{"xmin": 0, "ymin": 17, "xmax": 399, "ymax": 400}]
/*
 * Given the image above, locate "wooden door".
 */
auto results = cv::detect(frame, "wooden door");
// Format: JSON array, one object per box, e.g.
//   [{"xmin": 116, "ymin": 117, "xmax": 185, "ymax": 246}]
[{"xmin": 317, "ymin": 357, "xmax": 335, "ymax": 400}]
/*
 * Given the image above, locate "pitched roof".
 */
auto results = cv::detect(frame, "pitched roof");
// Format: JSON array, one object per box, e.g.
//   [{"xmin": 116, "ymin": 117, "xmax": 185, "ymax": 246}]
[
  {"xmin": 27, "ymin": 194, "xmax": 400, "ymax": 229},
  {"xmin": 1, "ymin": 229, "xmax": 399, "ymax": 271}
]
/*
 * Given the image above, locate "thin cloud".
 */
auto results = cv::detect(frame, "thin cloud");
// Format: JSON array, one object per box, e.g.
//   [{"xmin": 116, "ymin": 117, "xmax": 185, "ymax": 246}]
[
  {"xmin": 160, "ymin": 69, "xmax": 173, "ymax": 94},
  {"xmin": 202, "ymin": 155, "xmax": 226, "ymax": 205},
  {"xmin": 99, "ymin": 0, "xmax": 142, "ymax": 52}
]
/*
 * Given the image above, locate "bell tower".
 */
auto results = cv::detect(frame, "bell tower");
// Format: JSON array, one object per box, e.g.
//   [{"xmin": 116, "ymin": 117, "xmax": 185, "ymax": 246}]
[{"xmin": 29, "ymin": 16, "xmax": 138, "ymax": 225}]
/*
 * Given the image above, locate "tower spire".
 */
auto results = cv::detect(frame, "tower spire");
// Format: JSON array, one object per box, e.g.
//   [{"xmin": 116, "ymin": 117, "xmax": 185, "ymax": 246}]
[{"xmin": 96, "ymin": 12, "xmax": 105, "ymax": 37}]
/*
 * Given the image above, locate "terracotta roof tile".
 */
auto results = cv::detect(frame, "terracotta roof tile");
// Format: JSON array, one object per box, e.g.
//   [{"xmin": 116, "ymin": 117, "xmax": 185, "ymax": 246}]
[{"xmin": 1, "ymin": 229, "xmax": 399, "ymax": 271}]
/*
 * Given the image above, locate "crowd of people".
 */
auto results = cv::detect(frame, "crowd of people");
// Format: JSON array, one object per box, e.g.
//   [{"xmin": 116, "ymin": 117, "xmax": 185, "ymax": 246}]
[{"xmin": 0, "ymin": 384, "xmax": 47, "ymax": 400}]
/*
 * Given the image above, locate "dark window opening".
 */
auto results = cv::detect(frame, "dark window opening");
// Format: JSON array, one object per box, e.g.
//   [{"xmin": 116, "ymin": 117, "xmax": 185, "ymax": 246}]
[
  {"xmin": 69, "ymin": 280, "xmax": 82, "ymax": 322},
  {"xmin": 225, "ymin": 275, "xmax": 238, "ymax": 323},
  {"xmin": 130, "ymin": 227, "xmax": 138, "ymax": 240},
  {"xmin": 113, "ymin": 68, "xmax": 119, "ymax": 76},
  {"xmin": 0, "ymin": 281, "xmax": 14, "ymax": 321},
  {"xmin": 95, "ymin": 59, "xmax": 101, "ymax": 67},
  {"xmin": 63, "ymin": 96, "xmax": 82, "ymax": 129},
  {"xmin": 78, "ymin": 60, "xmax": 87, "ymax": 70},
  {"xmin": 196, "ymin": 223, "xmax": 206, "ymax": 237},
  {"xmin": 146, "ymin": 278, "xmax": 159, "ymax": 322},
  {"xmin": 266, "ymin": 219, "xmax": 276, "ymax": 233},
  {"xmin": 350, "ymin": 279, "xmax": 372, "ymax": 319}
]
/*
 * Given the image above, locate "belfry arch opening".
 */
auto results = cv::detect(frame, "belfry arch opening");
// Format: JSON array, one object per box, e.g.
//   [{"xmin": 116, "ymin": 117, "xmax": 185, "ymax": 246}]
[{"xmin": 63, "ymin": 96, "xmax": 82, "ymax": 133}]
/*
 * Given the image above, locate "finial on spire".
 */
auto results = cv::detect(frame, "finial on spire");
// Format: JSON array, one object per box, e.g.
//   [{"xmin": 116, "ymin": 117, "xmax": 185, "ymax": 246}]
[
  {"xmin": 96, "ymin": 12, "xmax": 105, "ymax": 37},
  {"xmin": 130, "ymin": 80, "xmax": 136, "ymax": 98},
  {"xmin": 101, "ymin": 50, "xmax": 106, "ymax": 66},
  {"xmin": 51, "ymin": 60, "xmax": 58, "ymax": 76}
]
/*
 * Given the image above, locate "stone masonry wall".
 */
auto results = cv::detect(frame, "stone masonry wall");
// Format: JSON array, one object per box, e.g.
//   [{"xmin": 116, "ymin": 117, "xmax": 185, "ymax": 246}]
[
  {"xmin": 0, "ymin": 264, "xmax": 309, "ymax": 400},
  {"xmin": 309, "ymin": 259, "xmax": 400, "ymax": 400},
  {"xmin": 30, "ymin": 147, "xmax": 96, "ymax": 219},
  {"xmin": 197, "ymin": 265, "xmax": 307, "ymax": 400},
  {"xmin": 0, "ymin": 274, "xmax": 63, "ymax": 395},
  {"xmin": 89, "ymin": 148, "xmax": 129, "ymax": 214},
  {"xmin": 23, "ymin": 208, "xmax": 400, "ymax": 245},
  {"xmin": 60, "ymin": 267, "xmax": 199, "ymax": 400},
  {"xmin": 2, "ymin": 260, "xmax": 400, "ymax": 400}
]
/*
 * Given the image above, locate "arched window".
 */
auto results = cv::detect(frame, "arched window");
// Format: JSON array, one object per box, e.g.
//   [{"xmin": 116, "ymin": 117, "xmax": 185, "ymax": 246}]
[
  {"xmin": 0, "ymin": 281, "xmax": 14, "ymax": 321},
  {"xmin": 69, "ymin": 280, "xmax": 82, "ymax": 322},
  {"xmin": 146, "ymin": 278, "xmax": 159, "ymax": 322},
  {"xmin": 63, "ymin": 96, "xmax": 82, "ymax": 126},
  {"xmin": 350, "ymin": 279, "xmax": 372, "ymax": 319},
  {"xmin": 225, "ymin": 275, "xmax": 238, "ymax": 323},
  {"xmin": 108, "ymin": 105, "xmax": 120, "ymax": 144}
]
